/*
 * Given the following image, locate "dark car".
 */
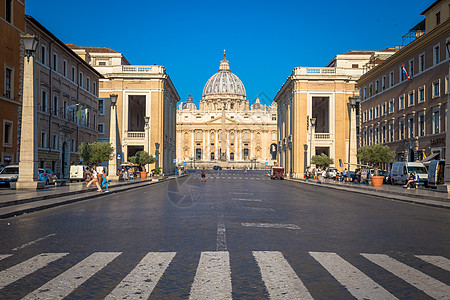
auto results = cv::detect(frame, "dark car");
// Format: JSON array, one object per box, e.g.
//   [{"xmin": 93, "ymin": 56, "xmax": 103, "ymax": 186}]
[{"xmin": 213, "ymin": 165, "xmax": 222, "ymax": 170}]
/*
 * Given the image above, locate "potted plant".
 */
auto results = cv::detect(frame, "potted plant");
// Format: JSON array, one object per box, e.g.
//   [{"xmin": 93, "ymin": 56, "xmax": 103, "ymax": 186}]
[
  {"xmin": 357, "ymin": 144, "xmax": 394, "ymax": 187},
  {"xmin": 152, "ymin": 167, "xmax": 162, "ymax": 177},
  {"xmin": 129, "ymin": 151, "xmax": 155, "ymax": 178}
]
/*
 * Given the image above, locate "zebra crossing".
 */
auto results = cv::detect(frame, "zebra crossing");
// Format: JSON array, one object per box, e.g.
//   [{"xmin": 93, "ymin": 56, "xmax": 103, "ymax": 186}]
[
  {"xmin": 209, "ymin": 176, "xmax": 269, "ymax": 180},
  {"xmin": 0, "ymin": 251, "xmax": 448, "ymax": 299}
]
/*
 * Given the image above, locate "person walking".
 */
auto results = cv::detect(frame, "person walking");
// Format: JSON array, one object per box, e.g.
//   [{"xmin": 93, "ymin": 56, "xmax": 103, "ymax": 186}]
[
  {"xmin": 342, "ymin": 168, "xmax": 347, "ymax": 182},
  {"xmin": 100, "ymin": 170, "xmax": 109, "ymax": 192},
  {"xmin": 201, "ymin": 167, "xmax": 206, "ymax": 182},
  {"xmin": 86, "ymin": 167, "xmax": 102, "ymax": 192}
]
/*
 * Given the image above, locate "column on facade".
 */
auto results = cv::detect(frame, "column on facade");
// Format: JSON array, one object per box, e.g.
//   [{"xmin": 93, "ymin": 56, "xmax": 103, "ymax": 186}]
[
  {"xmin": 239, "ymin": 130, "xmax": 243, "ymax": 160},
  {"xmin": 191, "ymin": 130, "xmax": 195, "ymax": 159},
  {"xmin": 235, "ymin": 129, "xmax": 238, "ymax": 160},
  {"xmin": 226, "ymin": 130, "xmax": 230, "ymax": 161},
  {"xmin": 202, "ymin": 130, "xmax": 206, "ymax": 160},
  {"xmin": 215, "ymin": 131, "xmax": 219, "ymax": 160},
  {"xmin": 207, "ymin": 130, "xmax": 210, "ymax": 161}
]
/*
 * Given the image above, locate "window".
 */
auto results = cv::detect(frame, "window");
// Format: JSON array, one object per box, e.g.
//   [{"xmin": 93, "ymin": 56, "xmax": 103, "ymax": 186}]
[
  {"xmin": 79, "ymin": 72, "xmax": 83, "ymax": 88},
  {"xmin": 389, "ymin": 71, "xmax": 394, "ymax": 87},
  {"xmin": 41, "ymin": 89, "xmax": 47, "ymax": 112},
  {"xmin": 230, "ymin": 153, "xmax": 234, "ymax": 160},
  {"xmin": 98, "ymin": 123, "xmax": 104, "ymax": 134},
  {"xmin": 446, "ymin": 75, "xmax": 449, "ymax": 94},
  {"xmin": 52, "ymin": 134, "xmax": 58, "ymax": 150},
  {"xmin": 63, "ymin": 100, "xmax": 67, "ymax": 119},
  {"xmin": 244, "ymin": 132, "xmax": 249, "ymax": 139},
  {"xmin": 86, "ymin": 77, "xmax": 90, "ymax": 92},
  {"xmin": 210, "ymin": 152, "xmax": 215, "ymax": 160},
  {"xmin": 363, "ymin": 88, "xmax": 367, "ymax": 99},
  {"xmin": 433, "ymin": 80, "xmax": 440, "ymax": 98},
  {"xmin": 389, "ymin": 122, "xmax": 394, "ymax": 142},
  {"xmin": 71, "ymin": 139, "xmax": 75, "ymax": 152},
  {"xmin": 419, "ymin": 113, "xmax": 425, "ymax": 136},
  {"xmin": 98, "ymin": 61, "xmax": 107, "ymax": 66},
  {"xmin": 418, "ymin": 86, "xmax": 425, "ymax": 103},
  {"xmin": 230, "ymin": 132, "xmax": 234, "ymax": 140},
  {"xmin": 419, "ymin": 53, "xmax": 425, "ymax": 72},
  {"xmin": 408, "ymin": 59, "xmax": 414, "ymax": 77},
  {"xmin": 3, "ymin": 120, "xmax": 13, "ymax": 147},
  {"xmin": 63, "ymin": 60, "xmax": 67, "ymax": 77},
  {"xmin": 433, "ymin": 109, "xmax": 440, "ymax": 134},
  {"xmin": 272, "ymin": 114, "xmax": 276, "ymax": 121},
  {"xmin": 98, "ymin": 99, "xmax": 104, "ymax": 115},
  {"xmin": 400, "ymin": 66, "xmax": 405, "ymax": 82},
  {"xmin": 196, "ymin": 148, "xmax": 202, "ymax": 159},
  {"xmin": 41, "ymin": 45, "xmax": 46, "ymax": 65},
  {"xmin": 272, "ymin": 132, "xmax": 277, "ymax": 140},
  {"xmin": 93, "ymin": 81, "xmax": 97, "ymax": 95},
  {"xmin": 408, "ymin": 91, "xmax": 414, "ymax": 106},
  {"xmin": 41, "ymin": 131, "xmax": 47, "ymax": 148},
  {"xmin": 382, "ymin": 103, "xmax": 386, "ymax": 116},
  {"xmin": 52, "ymin": 53, "xmax": 58, "ymax": 72},
  {"xmin": 71, "ymin": 67, "xmax": 75, "ymax": 82},
  {"xmin": 389, "ymin": 99, "xmax": 394, "ymax": 113},
  {"xmin": 436, "ymin": 12, "xmax": 440, "ymax": 25},
  {"xmin": 433, "ymin": 44, "xmax": 440, "ymax": 65},
  {"xmin": 53, "ymin": 95, "xmax": 58, "ymax": 116},
  {"xmin": 399, "ymin": 119, "xmax": 405, "ymax": 140},
  {"xmin": 382, "ymin": 76, "xmax": 386, "ymax": 90},
  {"xmin": 375, "ymin": 106, "xmax": 379, "ymax": 118},
  {"xmin": 375, "ymin": 81, "xmax": 379, "ymax": 93},
  {"xmin": 408, "ymin": 117, "xmax": 414, "ymax": 138},
  {"xmin": 211, "ymin": 132, "xmax": 215, "ymax": 141},
  {"xmin": 369, "ymin": 83, "xmax": 373, "ymax": 96},
  {"xmin": 369, "ymin": 108, "xmax": 373, "ymax": 120},
  {"xmin": 369, "ymin": 129, "xmax": 373, "ymax": 145},
  {"xmin": 382, "ymin": 125, "xmax": 386, "ymax": 143},
  {"xmin": 5, "ymin": 0, "xmax": 12, "ymax": 23},
  {"xmin": 352, "ymin": 64, "xmax": 358, "ymax": 68},
  {"xmin": 5, "ymin": 67, "xmax": 12, "ymax": 99},
  {"xmin": 363, "ymin": 111, "xmax": 367, "ymax": 122},
  {"xmin": 399, "ymin": 95, "xmax": 405, "ymax": 110},
  {"xmin": 196, "ymin": 132, "xmax": 201, "ymax": 140},
  {"xmin": 375, "ymin": 127, "xmax": 379, "ymax": 144},
  {"xmin": 362, "ymin": 131, "xmax": 367, "ymax": 146}
]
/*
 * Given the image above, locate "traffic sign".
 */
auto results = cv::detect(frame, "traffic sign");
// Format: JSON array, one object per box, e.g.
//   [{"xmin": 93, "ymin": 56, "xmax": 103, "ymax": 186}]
[{"xmin": 117, "ymin": 154, "xmax": 121, "ymax": 160}]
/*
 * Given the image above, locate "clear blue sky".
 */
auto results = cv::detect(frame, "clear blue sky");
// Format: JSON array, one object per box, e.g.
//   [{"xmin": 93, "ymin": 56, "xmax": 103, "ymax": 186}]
[{"xmin": 26, "ymin": 0, "xmax": 432, "ymax": 106}]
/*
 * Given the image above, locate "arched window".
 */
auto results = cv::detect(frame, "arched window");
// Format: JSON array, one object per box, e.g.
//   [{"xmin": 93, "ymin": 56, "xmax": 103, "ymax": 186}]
[
  {"xmin": 230, "ymin": 132, "xmax": 234, "ymax": 140},
  {"xmin": 211, "ymin": 132, "xmax": 215, "ymax": 140},
  {"xmin": 230, "ymin": 153, "xmax": 234, "ymax": 160},
  {"xmin": 244, "ymin": 132, "xmax": 249, "ymax": 140},
  {"xmin": 211, "ymin": 152, "xmax": 215, "ymax": 160},
  {"xmin": 196, "ymin": 132, "xmax": 201, "ymax": 140}
]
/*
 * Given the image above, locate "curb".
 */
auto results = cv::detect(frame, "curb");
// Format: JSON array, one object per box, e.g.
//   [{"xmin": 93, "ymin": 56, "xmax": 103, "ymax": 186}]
[
  {"xmin": 0, "ymin": 175, "xmax": 188, "ymax": 219},
  {"xmin": 287, "ymin": 178, "xmax": 450, "ymax": 209}
]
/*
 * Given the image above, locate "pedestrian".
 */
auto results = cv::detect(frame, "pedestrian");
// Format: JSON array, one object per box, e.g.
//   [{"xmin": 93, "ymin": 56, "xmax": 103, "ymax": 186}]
[
  {"xmin": 244, "ymin": 167, "xmax": 247, "ymax": 174},
  {"xmin": 342, "ymin": 168, "xmax": 347, "ymax": 182},
  {"xmin": 201, "ymin": 167, "xmax": 206, "ymax": 182},
  {"xmin": 405, "ymin": 171, "xmax": 419, "ymax": 189},
  {"xmin": 100, "ymin": 170, "xmax": 109, "ymax": 192},
  {"xmin": 321, "ymin": 169, "xmax": 326, "ymax": 183},
  {"xmin": 86, "ymin": 167, "xmax": 102, "ymax": 192}
]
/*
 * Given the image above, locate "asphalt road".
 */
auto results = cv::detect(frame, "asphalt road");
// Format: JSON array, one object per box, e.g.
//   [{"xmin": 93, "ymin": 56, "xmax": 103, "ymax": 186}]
[{"xmin": 0, "ymin": 170, "xmax": 449, "ymax": 299}]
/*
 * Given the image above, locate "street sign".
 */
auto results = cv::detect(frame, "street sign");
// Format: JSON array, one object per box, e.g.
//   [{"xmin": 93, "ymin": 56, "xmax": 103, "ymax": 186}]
[
  {"xmin": 265, "ymin": 162, "xmax": 268, "ymax": 165},
  {"xmin": 173, "ymin": 159, "xmax": 178, "ymax": 164},
  {"xmin": 183, "ymin": 161, "xmax": 187, "ymax": 165},
  {"xmin": 339, "ymin": 159, "xmax": 343, "ymax": 168},
  {"xmin": 117, "ymin": 154, "xmax": 121, "ymax": 160}
]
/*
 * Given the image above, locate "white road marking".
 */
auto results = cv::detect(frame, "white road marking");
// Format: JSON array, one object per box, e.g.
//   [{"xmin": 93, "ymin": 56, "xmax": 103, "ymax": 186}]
[
  {"xmin": 230, "ymin": 192, "xmax": 252, "ymax": 195},
  {"xmin": 217, "ymin": 213, "xmax": 227, "ymax": 251},
  {"xmin": 0, "ymin": 254, "xmax": 12, "ymax": 261},
  {"xmin": 12, "ymin": 233, "xmax": 56, "ymax": 251},
  {"xmin": 232, "ymin": 198, "xmax": 262, "ymax": 202},
  {"xmin": 362, "ymin": 253, "xmax": 450, "ymax": 299},
  {"xmin": 310, "ymin": 252, "xmax": 397, "ymax": 299},
  {"xmin": 416, "ymin": 255, "xmax": 450, "ymax": 272},
  {"xmin": 23, "ymin": 252, "xmax": 121, "ymax": 300},
  {"xmin": 189, "ymin": 251, "xmax": 232, "ymax": 300},
  {"xmin": 241, "ymin": 206, "xmax": 275, "ymax": 213},
  {"xmin": 105, "ymin": 252, "xmax": 176, "ymax": 299},
  {"xmin": 0, "ymin": 253, "xmax": 68, "ymax": 289},
  {"xmin": 241, "ymin": 223, "xmax": 300, "ymax": 230},
  {"xmin": 253, "ymin": 251, "xmax": 313, "ymax": 299}
]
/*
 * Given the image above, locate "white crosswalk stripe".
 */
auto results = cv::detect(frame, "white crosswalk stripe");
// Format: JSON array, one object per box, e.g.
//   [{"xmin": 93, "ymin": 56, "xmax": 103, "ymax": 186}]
[
  {"xmin": 416, "ymin": 255, "xmax": 450, "ymax": 272},
  {"xmin": 310, "ymin": 252, "xmax": 397, "ymax": 299},
  {"xmin": 362, "ymin": 253, "xmax": 450, "ymax": 299},
  {"xmin": 189, "ymin": 251, "xmax": 232, "ymax": 300},
  {"xmin": 253, "ymin": 251, "xmax": 313, "ymax": 299},
  {"xmin": 0, "ymin": 253, "xmax": 67, "ymax": 290},
  {"xmin": 0, "ymin": 251, "xmax": 448, "ymax": 299},
  {"xmin": 106, "ymin": 252, "xmax": 175, "ymax": 299},
  {"xmin": 23, "ymin": 252, "xmax": 120, "ymax": 300}
]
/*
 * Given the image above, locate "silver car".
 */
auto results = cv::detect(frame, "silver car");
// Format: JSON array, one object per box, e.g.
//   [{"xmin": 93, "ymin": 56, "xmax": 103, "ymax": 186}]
[{"xmin": 0, "ymin": 165, "xmax": 19, "ymax": 187}]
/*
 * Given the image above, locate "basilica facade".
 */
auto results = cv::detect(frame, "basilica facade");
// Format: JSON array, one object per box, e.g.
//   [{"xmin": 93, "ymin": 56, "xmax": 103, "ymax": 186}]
[{"xmin": 176, "ymin": 54, "xmax": 277, "ymax": 168}]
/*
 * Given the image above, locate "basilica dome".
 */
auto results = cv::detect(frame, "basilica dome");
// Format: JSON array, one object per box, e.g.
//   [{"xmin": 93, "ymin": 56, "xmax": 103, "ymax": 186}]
[{"xmin": 202, "ymin": 53, "xmax": 246, "ymax": 98}]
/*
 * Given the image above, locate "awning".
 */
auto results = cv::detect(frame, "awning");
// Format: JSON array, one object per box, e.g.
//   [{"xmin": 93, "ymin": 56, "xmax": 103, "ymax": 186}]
[{"xmin": 421, "ymin": 152, "xmax": 439, "ymax": 164}]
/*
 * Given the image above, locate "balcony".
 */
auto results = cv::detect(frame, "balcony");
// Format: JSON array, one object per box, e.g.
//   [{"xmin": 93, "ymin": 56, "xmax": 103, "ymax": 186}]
[
  {"xmin": 315, "ymin": 133, "xmax": 331, "ymax": 140},
  {"xmin": 126, "ymin": 132, "xmax": 145, "ymax": 139}
]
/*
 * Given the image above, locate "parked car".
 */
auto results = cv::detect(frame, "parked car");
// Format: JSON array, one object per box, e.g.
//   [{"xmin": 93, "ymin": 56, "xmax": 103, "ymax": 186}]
[
  {"xmin": 38, "ymin": 168, "xmax": 58, "ymax": 185},
  {"xmin": 326, "ymin": 167, "xmax": 338, "ymax": 179},
  {"xmin": 69, "ymin": 165, "xmax": 89, "ymax": 182},
  {"xmin": 0, "ymin": 165, "xmax": 19, "ymax": 187},
  {"xmin": 391, "ymin": 162, "xmax": 428, "ymax": 186},
  {"xmin": 213, "ymin": 165, "xmax": 222, "ymax": 170}
]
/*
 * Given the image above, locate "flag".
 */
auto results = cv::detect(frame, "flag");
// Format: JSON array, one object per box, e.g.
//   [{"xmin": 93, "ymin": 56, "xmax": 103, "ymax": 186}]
[
  {"xmin": 75, "ymin": 108, "xmax": 82, "ymax": 119},
  {"xmin": 401, "ymin": 63, "xmax": 411, "ymax": 81}
]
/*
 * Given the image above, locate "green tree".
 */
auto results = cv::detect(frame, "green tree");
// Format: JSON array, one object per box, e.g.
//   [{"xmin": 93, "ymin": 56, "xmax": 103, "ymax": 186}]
[
  {"xmin": 129, "ymin": 151, "xmax": 155, "ymax": 172},
  {"xmin": 357, "ymin": 144, "xmax": 395, "ymax": 175},
  {"xmin": 311, "ymin": 153, "xmax": 334, "ymax": 168},
  {"xmin": 77, "ymin": 142, "xmax": 114, "ymax": 166}
]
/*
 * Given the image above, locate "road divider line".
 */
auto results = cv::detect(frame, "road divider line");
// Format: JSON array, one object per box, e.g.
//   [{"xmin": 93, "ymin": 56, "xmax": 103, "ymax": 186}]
[
  {"xmin": 0, "ymin": 253, "xmax": 68, "ymax": 289},
  {"xmin": 241, "ymin": 206, "xmax": 275, "ymax": 213},
  {"xmin": 309, "ymin": 252, "xmax": 396, "ymax": 299},
  {"xmin": 217, "ymin": 212, "xmax": 227, "ymax": 251},
  {"xmin": 230, "ymin": 192, "xmax": 253, "ymax": 195},
  {"xmin": 241, "ymin": 223, "xmax": 300, "ymax": 230},
  {"xmin": 253, "ymin": 251, "xmax": 313, "ymax": 299},
  {"xmin": 105, "ymin": 252, "xmax": 176, "ymax": 299},
  {"xmin": 189, "ymin": 251, "xmax": 232, "ymax": 300},
  {"xmin": 362, "ymin": 253, "xmax": 450, "ymax": 299},
  {"xmin": 415, "ymin": 255, "xmax": 450, "ymax": 272},
  {"xmin": 0, "ymin": 254, "xmax": 12, "ymax": 261},
  {"xmin": 232, "ymin": 198, "xmax": 262, "ymax": 202},
  {"xmin": 12, "ymin": 233, "xmax": 56, "ymax": 251},
  {"xmin": 23, "ymin": 252, "xmax": 121, "ymax": 300}
]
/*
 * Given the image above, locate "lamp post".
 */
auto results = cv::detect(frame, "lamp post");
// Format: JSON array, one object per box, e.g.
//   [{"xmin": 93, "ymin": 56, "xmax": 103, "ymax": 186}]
[
  {"xmin": 348, "ymin": 96, "xmax": 358, "ymax": 173},
  {"xmin": 310, "ymin": 117, "xmax": 316, "ymax": 167},
  {"xmin": 144, "ymin": 116, "xmax": 150, "ymax": 173},
  {"xmin": 107, "ymin": 94, "xmax": 119, "ymax": 180},
  {"xmin": 303, "ymin": 144, "xmax": 308, "ymax": 176},
  {"xmin": 15, "ymin": 34, "xmax": 45, "ymax": 189},
  {"xmin": 155, "ymin": 142, "xmax": 160, "ymax": 171},
  {"xmin": 443, "ymin": 40, "xmax": 450, "ymax": 192}
]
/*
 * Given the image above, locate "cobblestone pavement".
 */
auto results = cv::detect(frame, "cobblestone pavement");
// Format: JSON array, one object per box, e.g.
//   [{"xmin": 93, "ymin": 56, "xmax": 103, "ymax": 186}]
[{"xmin": 0, "ymin": 170, "xmax": 448, "ymax": 299}]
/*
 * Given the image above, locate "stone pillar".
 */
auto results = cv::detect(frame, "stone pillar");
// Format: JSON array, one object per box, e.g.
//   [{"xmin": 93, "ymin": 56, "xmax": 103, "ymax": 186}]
[
  {"xmin": 16, "ymin": 55, "xmax": 45, "ymax": 189},
  {"xmin": 349, "ymin": 104, "xmax": 357, "ymax": 172},
  {"xmin": 109, "ymin": 101, "xmax": 119, "ymax": 180}
]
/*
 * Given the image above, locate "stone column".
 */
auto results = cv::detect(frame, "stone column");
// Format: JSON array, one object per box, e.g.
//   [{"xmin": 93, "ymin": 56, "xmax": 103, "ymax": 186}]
[
  {"xmin": 349, "ymin": 104, "xmax": 357, "ymax": 172},
  {"xmin": 16, "ymin": 55, "xmax": 45, "ymax": 189},
  {"xmin": 108, "ymin": 100, "xmax": 119, "ymax": 180}
]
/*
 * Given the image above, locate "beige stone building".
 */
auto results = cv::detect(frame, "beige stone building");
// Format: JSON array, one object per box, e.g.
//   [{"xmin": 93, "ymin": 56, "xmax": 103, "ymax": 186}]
[
  {"xmin": 359, "ymin": 0, "xmax": 450, "ymax": 163},
  {"xmin": 176, "ymin": 54, "xmax": 277, "ymax": 169},
  {"xmin": 0, "ymin": 0, "xmax": 24, "ymax": 166},
  {"xmin": 274, "ymin": 49, "xmax": 396, "ymax": 176},
  {"xmin": 68, "ymin": 45, "xmax": 180, "ymax": 175},
  {"xmin": 25, "ymin": 16, "xmax": 102, "ymax": 178}
]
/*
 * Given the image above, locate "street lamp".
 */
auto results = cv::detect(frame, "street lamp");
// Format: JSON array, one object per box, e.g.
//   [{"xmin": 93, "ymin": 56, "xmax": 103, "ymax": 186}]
[
  {"xmin": 144, "ymin": 116, "xmax": 150, "ymax": 173},
  {"xmin": 108, "ymin": 94, "xmax": 119, "ymax": 180},
  {"xmin": 303, "ymin": 143, "xmax": 308, "ymax": 176},
  {"xmin": 443, "ymin": 40, "xmax": 450, "ymax": 192},
  {"xmin": 348, "ymin": 96, "xmax": 358, "ymax": 173},
  {"xmin": 15, "ymin": 34, "xmax": 45, "ymax": 189},
  {"xmin": 155, "ymin": 142, "xmax": 160, "ymax": 171},
  {"xmin": 310, "ymin": 117, "xmax": 316, "ymax": 167}
]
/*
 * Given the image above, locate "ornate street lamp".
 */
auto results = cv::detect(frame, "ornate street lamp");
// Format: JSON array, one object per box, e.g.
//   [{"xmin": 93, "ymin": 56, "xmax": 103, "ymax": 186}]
[
  {"xmin": 144, "ymin": 116, "xmax": 150, "ymax": 173},
  {"xmin": 310, "ymin": 117, "xmax": 316, "ymax": 167},
  {"xmin": 21, "ymin": 34, "xmax": 39, "ymax": 60},
  {"xmin": 348, "ymin": 96, "xmax": 359, "ymax": 173}
]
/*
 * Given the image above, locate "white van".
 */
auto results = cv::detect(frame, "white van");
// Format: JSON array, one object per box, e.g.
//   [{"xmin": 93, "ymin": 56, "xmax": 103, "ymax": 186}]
[
  {"xmin": 69, "ymin": 165, "xmax": 89, "ymax": 182},
  {"xmin": 391, "ymin": 162, "xmax": 428, "ymax": 186}
]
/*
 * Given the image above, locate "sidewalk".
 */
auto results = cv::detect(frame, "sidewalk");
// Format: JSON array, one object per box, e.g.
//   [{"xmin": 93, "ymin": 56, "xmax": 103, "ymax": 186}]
[
  {"xmin": 288, "ymin": 177, "xmax": 450, "ymax": 209},
  {"xmin": 0, "ymin": 175, "xmax": 187, "ymax": 219}
]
